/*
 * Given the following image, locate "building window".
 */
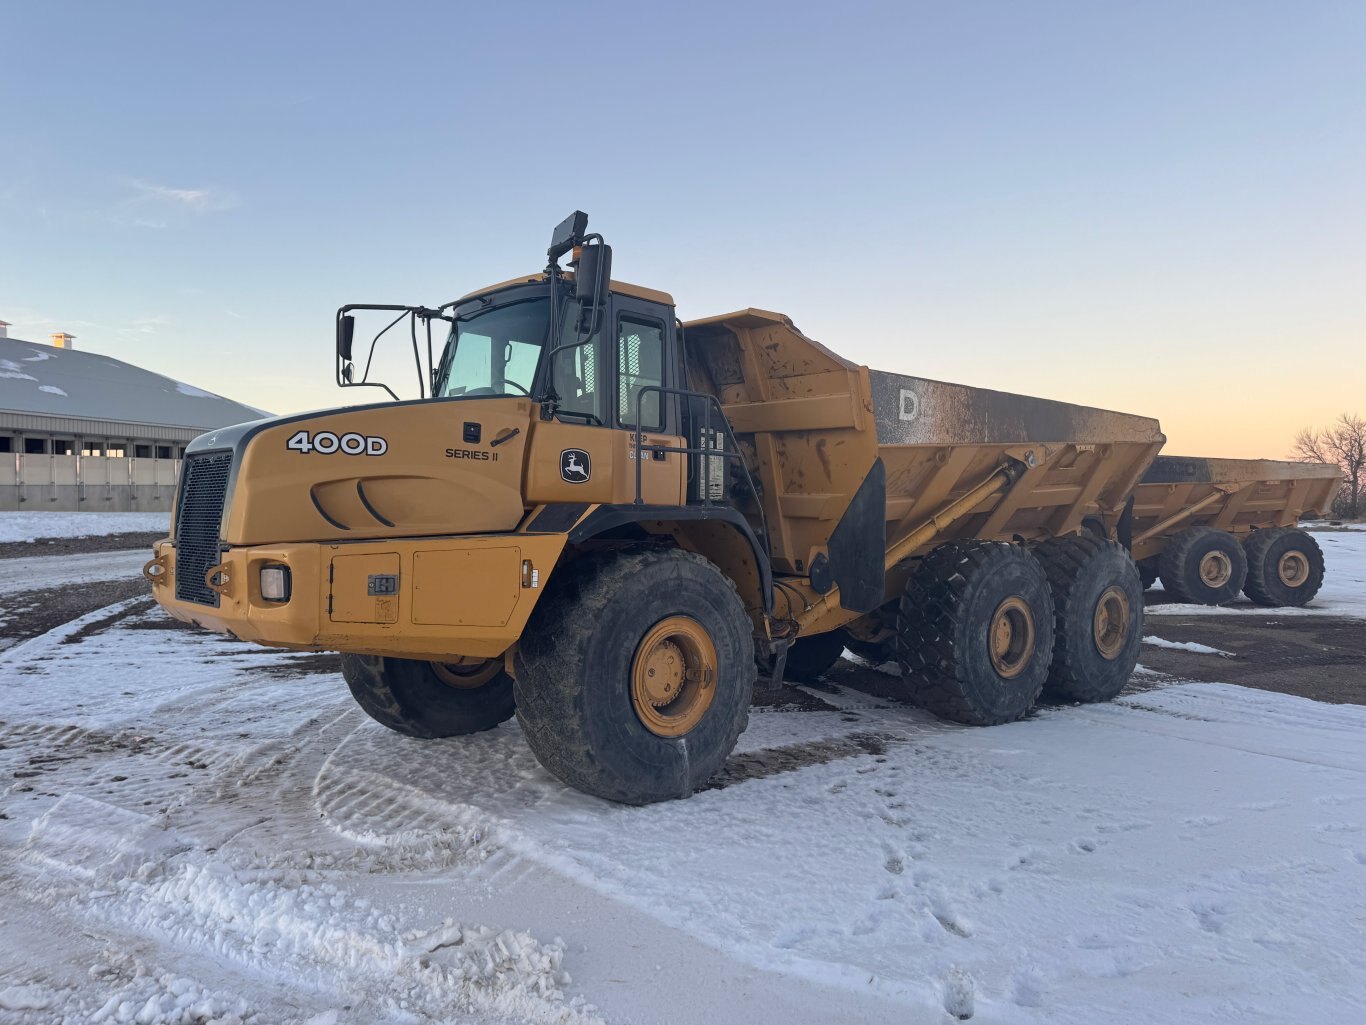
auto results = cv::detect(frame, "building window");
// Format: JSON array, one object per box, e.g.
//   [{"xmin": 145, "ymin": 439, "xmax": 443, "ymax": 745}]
[
  {"xmin": 134, "ymin": 444, "xmax": 153, "ymax": 458},
  {"xmin": 24, "ymin": 438, "xmax": 47, "ymax": 455},
  {"xmin": 106, "ymin": 444, "xmax": 127, "ymax": 459},
  {"xmin": 0, "ymin": 436, "xmax": 12, "ymax": 453},
  {"xmin": 178, "ymin": 447, "xmax": 187, "ymax": 459},
  {"xmin": 156, "ymin": 445, "xmax": 174, "ymax": 460},
  {"xmin": 53, "ymin": 440, "xmax": 74, "ymax": 456},
  {"xmin": 82, "ymin": 442, "xmax": 103, "ymax": 457}
]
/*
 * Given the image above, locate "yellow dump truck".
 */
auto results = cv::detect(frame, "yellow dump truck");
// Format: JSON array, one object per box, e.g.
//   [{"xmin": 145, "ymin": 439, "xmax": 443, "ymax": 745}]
[
  {"xmin": 1130, "ymin": 456, "xmax": 1340, "ymax": 606},
  {"xmin": 147, "ymin": 213, "xmax": 1167, "ymax": 804}
]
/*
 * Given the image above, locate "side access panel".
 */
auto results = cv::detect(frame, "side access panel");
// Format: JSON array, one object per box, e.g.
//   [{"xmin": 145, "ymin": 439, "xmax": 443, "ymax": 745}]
[
  {"xmin": 411, "ymin": 547, "xmax": 522, "ymax": 627},
  {"xmin": 330, "ymin": 553, "xmax": 400, "ymax": 624}
]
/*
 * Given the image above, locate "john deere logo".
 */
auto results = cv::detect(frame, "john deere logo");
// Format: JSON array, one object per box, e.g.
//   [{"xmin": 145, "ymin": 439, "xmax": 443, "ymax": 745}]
[{"xmin": 560, "ymin": 448, "xmax": 591, "ymax": 483}]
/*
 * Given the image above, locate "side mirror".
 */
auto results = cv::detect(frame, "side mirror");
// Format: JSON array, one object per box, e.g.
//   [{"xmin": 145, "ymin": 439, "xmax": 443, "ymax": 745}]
[
  {"xmin": 338, "ymin": 314, "xmax": 355, "ymax": 362},
  {"xmin": 342, "ymin": 361, "xmax": 354, "ymax": 384},
  {"xmin": 575, "ymin": 242, "xmax": 612, "ymax": 305}
]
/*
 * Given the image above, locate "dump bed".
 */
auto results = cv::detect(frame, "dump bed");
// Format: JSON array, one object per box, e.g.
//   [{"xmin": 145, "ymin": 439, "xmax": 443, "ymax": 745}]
[
  {"xmin": 684, "ymin": 309, "xmax": 1165, "ymax": 590},
  {"xmin": 870, "ymin": 368, "xmax": 1164, "ymax": 555},
  {"xmin": 1130, "ymin": 456, "xmax": 1342, "ymax": 562}
]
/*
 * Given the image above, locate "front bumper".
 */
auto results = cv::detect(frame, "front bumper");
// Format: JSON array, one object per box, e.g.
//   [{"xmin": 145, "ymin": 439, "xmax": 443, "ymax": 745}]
[{"xmin": 146, "ymin": 532, "xmax": 567, "ymax": 659}]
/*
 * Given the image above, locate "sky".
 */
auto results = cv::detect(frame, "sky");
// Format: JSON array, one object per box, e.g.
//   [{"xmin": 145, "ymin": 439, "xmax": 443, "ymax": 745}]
[{"xmin": 1, "ymin": 1, "xmax": 1362, "ymax": 458}]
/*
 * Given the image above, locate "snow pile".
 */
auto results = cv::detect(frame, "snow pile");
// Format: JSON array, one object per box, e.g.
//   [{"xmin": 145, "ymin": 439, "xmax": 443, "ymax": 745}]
[
  {"xmin": 0, "ymin": 969, "xmax": 252, "ymax": 1025},
  {"xmin": 1142, "ymin": 635, "xmax": 1234, "ymax": 657},
  {"xmin": 0, "ymin": 511, "xmax": 170, "ymax": 543},
  {"xmin": 74, "ymin": 861, "xmax": 587, "ymax": 1024},
  {"xmin": 86, "ymin": 971, "xmax": 250, "ymax": 1025}
]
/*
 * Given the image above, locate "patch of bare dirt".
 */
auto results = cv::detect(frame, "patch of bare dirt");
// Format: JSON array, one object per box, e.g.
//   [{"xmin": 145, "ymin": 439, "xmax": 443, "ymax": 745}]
[
  {"xmin": 0, "ymin": 579, "xmax": 151, "ymax": 653},
  {"xmin": 1136, "ymin": 612, "xmax": 1366, "ymax": 705},
  {"xmin": 706, "ymin": 732, "xmax": 892, "ymax": 790}
]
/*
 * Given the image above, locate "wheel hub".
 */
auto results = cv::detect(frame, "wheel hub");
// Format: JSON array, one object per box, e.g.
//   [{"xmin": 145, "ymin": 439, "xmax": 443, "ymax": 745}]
[
  {"xmin": 1199, "ymin": 550, "xmax": 1233, "ymax": 589},
  {"xmin": 640, "ymin": 639, "xmax": 687, "ymax": 706},
  {"xmin": 988, "ymin": 596, "xmax": 1034, "ymax": 680},
  {"xmin": 431, "ymin": 657, "xmax": 500, "ymax": 690},
  {"xmin": 1092, "ymin": 585, "xmax": 1131, "ymax": 661},
  {"xmin": 631, "ymin": 616, "xmax": 717, "ymax": 737},
  {"xmin": 1277, "ymin": 550, "xmax": 1309, "ymax": 587}
]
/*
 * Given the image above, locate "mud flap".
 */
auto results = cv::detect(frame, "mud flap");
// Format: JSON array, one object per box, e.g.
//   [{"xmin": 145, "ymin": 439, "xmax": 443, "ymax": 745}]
[{"xmin": 769, "ymin": 638, "xmax": 791, "ymax": 688}]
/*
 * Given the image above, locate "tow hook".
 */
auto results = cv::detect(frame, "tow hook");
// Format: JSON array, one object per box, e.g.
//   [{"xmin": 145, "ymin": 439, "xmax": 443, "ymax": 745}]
[
  {"xmin": 142, "ymin": 555, "xmax": 168, "ymax": 585},
  {"xmin": 204, "ymin": 564, "xmax": 234, "ymax": 598}
]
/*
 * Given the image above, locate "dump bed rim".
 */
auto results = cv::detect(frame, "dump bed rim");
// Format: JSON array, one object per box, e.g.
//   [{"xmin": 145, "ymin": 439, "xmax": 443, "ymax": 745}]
[{"xmin": 1142, "ymin": 456, "xmax": 1343, "ymax": 485}]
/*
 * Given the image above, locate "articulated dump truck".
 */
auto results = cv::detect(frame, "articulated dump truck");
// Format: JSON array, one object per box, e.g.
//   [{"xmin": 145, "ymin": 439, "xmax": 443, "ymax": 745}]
[
  {"xmin": 148, "ymin": 212, "xmax": 1188, "ymax": 804},
  {"xmin": 1129, "ymin": 456, "xmax": 1340, "ymax": 606}
]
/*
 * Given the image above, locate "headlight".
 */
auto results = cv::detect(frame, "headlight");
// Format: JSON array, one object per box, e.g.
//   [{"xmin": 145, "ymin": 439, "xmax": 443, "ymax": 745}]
[{"xmin": 260, "ymin": 565, "xmax": 291, "ymax": 602}]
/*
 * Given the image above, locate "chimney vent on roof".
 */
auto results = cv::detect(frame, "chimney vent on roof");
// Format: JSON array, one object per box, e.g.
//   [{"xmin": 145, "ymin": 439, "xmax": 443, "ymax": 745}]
[
  {"xmin": 0, "ymin": 320, "xmax": 9, "ymax": 339},
  {"xmin": 49, "ymin": 332, "xmax": 76, "ymax": 349}
]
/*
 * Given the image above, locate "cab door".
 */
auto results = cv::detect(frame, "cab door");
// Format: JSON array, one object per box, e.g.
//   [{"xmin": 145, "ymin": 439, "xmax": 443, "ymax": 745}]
[
  {"xmin": 523, "ymin": 293, "xmax": 685, "ymax": 507},
  {"xmin": 610, "ymin": 297, "xmax": 685, "ymax": 506}
]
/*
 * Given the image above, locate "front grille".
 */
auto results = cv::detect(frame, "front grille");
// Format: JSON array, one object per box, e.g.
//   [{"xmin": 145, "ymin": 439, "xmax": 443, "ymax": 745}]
[{"xmin": 174, "ymin": 451, "xmax": 233, "ymax": 607}]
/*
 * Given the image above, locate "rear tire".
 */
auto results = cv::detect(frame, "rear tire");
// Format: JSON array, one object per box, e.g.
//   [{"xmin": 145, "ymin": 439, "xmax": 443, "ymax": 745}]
[
  {"xmin": 1158, "ymin": 526, "xmax": 1247, "ymax": 605},
  {"xmin": 341, "ymin": 654, "xmax": 515, "ymax": 738},
  {"xmin": 897, "ymin": 541, "xmax": 1054, "ymax": 726},
  {"xmin": 1242, "ymin": 527, "xmax": 1325, "ymax": 607},
  {"xmin": 1033, "ymin": 536, "xmax": 1143, "ymax": 703},
  {"xmin": 782, "ymin": 630, "xmax": 847, "ymax": 682},
  {"xmin": 514, "ymin": 548, "xmax": 755, "ymax": 804}
]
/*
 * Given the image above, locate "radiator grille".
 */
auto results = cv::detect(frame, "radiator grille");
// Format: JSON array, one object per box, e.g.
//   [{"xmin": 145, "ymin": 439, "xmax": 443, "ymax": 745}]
[{"xmin": 174, "ymin": 451, "xmax": 233, "ymax": 607}]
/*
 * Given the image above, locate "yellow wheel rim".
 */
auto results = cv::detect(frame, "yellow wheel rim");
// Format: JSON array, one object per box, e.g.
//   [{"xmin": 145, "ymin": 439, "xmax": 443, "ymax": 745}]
[
  {"xmin": 431, "ymin": 657, "xmax": 501, "ymax": 690},
  {"xmin": 1199, "ymin": 550, "xmax": 1233, "ymax": 589},
  {"xmin": 1277, "ymin": 550, "xmax": 1309, "ymax": 587},
  {"xmin": 988, "ymin": 596, "xmax": 1035, "ymax": 680},
  {"xmin": 630, "ymin": 616, "xmax": 717, "ymax": 737},
  {"xmin": 1092, "ymin": 585, "xmax": 1131, "ymax": 661}
]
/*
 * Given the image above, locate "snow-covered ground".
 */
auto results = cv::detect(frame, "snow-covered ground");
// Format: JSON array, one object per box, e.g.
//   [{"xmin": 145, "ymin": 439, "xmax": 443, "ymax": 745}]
[
  {"xmin": 0, "ymin": 512, "xmax": 169, "ymax": 543},
  {"xmin": 0, "ymin": 551, "xmax": 149, "ymax": 597},
  {"xmin": 1148, "ymin": 529, "xmax": 1366, "ymax": 619},
  {"xmin": 1, "ymin": 537, "xmax": 1363, "ymax": 1023}
]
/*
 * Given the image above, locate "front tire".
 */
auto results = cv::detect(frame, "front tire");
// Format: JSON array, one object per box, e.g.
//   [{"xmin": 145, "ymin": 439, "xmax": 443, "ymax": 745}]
[
  {"xmin": 514, "ymin": 548, "xmax": 755, "ymax": 804},
  {"xmin": 897, "ymin": 541, "xmax": 1055, "ymax": 726},
  {"xmin": 1158, "ymin": 526, "xmax": 1247, "ymax": 605},
  {"xmin": 341, "ymin": 654, "xmax": 515, "ymax": 738},
  {"xmin": 1033, "ymin": 536, "xmax": 1143, "ymax": 703},
  {"xmin": 1242, "ymin": 527, "xmax": 1325, "ymax": 607}
]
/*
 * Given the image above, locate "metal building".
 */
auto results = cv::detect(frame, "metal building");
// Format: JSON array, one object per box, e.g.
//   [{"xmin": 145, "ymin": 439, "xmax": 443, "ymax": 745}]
[{"xmin": 1, "ymin": 330, "xmax": 267, "ymax": 512}]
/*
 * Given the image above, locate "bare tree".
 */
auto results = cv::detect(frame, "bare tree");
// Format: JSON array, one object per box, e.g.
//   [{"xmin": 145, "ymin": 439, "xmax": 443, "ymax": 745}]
[{"xmin": 1292, "ymin": 413, "xmax": 1365, "ymax": 517}]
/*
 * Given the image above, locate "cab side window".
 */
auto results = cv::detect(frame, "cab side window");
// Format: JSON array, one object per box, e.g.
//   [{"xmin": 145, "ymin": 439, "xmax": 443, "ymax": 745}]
[
  {"xmin": 549, "ymin": 322, "xmax": 606, "ymax": 424},
  {"xmin": 617, "ymin": 317, "xmax": 665, "ymax": 430}
]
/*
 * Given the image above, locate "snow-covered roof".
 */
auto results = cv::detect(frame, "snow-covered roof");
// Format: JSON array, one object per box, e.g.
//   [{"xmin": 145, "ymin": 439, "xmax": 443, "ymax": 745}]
[{"xmin": 0, "ymin": 336, "xmax": 268, "ymax": 431}]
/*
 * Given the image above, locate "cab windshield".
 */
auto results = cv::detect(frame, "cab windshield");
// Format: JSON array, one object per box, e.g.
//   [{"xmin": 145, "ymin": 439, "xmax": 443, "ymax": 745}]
[{"xmin": 435, "ymin": 297, "xmax": 549, "ymax": 398}]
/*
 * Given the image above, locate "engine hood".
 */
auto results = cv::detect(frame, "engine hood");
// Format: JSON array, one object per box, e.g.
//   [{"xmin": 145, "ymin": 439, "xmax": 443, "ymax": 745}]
[{"xmin": 185, "ymin": 397, "xmax": 533, "ymax": 545}]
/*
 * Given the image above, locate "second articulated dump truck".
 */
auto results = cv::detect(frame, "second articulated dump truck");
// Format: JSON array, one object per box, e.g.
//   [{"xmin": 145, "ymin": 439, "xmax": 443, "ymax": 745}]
[{"xmin": 150, "ymin": 213, "xmax": 1193, "ymax": 803}]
